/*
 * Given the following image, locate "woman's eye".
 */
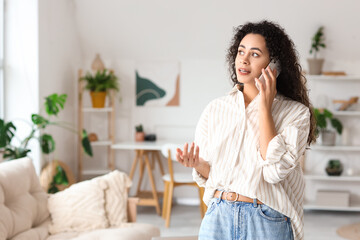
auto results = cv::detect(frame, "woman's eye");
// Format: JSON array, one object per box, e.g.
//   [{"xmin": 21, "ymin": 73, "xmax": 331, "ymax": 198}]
[
  {"xmin": 252, "ymin": 52, "xmax": 259, "ymax": 57},
  {"xmin": 238, "ymin": 50, "xmax": 244, "ymax": 55}
]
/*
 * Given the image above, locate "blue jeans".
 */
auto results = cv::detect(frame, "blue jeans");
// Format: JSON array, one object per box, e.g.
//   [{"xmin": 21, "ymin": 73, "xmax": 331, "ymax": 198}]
[{"xmin": 199, "ymin": 193, "xmax": 294, "ymax": 240}]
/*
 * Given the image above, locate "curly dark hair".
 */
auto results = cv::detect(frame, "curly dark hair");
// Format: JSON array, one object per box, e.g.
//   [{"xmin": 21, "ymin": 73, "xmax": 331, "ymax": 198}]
[{"xmin": 226, "ymin": 20, "xmax": 316, "ymax": 145}]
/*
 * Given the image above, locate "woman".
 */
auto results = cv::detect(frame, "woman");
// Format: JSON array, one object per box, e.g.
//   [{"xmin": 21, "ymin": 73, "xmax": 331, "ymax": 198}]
[{"xmin": 175, "ymin": 20, "xmax": 316, "ymax": 240}]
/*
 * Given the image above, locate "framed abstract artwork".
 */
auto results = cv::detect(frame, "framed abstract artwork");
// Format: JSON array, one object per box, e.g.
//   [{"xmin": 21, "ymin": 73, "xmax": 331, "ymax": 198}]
[{"xmin": 135, "ymin": 61, "xmax": 180, "ymax": 107}]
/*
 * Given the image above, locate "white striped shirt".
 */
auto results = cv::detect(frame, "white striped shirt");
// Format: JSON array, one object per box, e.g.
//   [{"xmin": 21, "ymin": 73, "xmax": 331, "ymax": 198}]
[{"xmin": 193, "ymin": 85, "xmax": 310, "ymax": 240}]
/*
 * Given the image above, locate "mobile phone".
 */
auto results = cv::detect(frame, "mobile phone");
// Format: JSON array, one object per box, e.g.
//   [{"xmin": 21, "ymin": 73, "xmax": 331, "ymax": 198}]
[{"xmin": 255, "ymin": 60, "xmax": 281, "ymax": 90}]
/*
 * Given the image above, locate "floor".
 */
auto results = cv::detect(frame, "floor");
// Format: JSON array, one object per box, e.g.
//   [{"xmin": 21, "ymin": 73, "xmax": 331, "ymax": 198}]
[{"xmin": 137, "ymin": 204, "xmax": 360, "ymax": 239}]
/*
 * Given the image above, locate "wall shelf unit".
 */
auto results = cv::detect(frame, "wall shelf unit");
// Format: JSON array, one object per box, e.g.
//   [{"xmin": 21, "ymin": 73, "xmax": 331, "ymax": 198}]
[
  {"xmin": 304, "ymin": 175, "xmax": 360, "ymax": 182},
  {"xmin": 304, "ymin": 202, "xmax": 360, "ymax": 212},
  {"xmin": 77, "ymin": 69, "xmax": 116, "ymax": 180},
  {"xmin": 307, "ymin": 75, "xmax": 360, "ymax": 81},
  {"xmin": 333, "ymin": 111, "xmax": 360, "ymax": 116},
  {"xmin": 90, "ymin": 141, "xmax": 113, "ymax": 146},
  {"xmin": 311, "ymin": 145, "xmax": 360, "ymax": 152},
  {"xmin": 305, "ymin": 75, "xmax": 360, "ymax": 212},
  {"xmin": 82, "ymin": 107, "xmax": 113, "ymax": 113}
]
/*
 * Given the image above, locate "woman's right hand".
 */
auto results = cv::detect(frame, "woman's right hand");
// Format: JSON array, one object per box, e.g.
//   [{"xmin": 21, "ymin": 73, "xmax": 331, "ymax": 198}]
[
  {"xmin": 176, "ymin": 142, "xmax": 210, "ymax": 179},
  {"xmin": 175, "ymin": 142, "xmax": 200, "ymax": 168}
]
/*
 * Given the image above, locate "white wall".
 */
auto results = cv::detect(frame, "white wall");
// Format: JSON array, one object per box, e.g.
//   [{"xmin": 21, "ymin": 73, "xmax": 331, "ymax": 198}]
[
  {"xmin": 4, "ymin": 0, "xmax": 40, "ymax": 172},
  {"xmin": 70, "ymin": 0, "xmax": 360, "ymax": 200},
  {"xmin": 73, "ymin": 0, "xmax": 360, "ymax": 140},
  {"xmin": 38, "ymin": 0, "xmax": 82, "ymax": 170},
  {"xmin": 73, "ymin": 0, "xmax": 360, "ymax": 71},
  {"xmin": 6, "ymin": 0, "xmax": 360, "ymax": 200},
  {"xmin": 5, "ymin": 0, "xmax": 82, "ymax": 172}
]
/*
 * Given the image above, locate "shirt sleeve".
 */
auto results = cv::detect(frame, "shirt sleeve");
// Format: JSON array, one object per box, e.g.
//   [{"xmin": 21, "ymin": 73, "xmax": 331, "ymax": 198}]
[
  {"xmin": 257, "ymin": 105, "xmax": 310, "ymax": 184},
  {"xmin": 192, "ymin": 102, "xmax": 212, "ymax": 187}
]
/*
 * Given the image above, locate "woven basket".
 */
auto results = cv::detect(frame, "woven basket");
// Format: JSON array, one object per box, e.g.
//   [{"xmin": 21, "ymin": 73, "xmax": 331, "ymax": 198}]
[{"xmin": 40, "ymin": 160, "xmax": 76, "ymax": 192}]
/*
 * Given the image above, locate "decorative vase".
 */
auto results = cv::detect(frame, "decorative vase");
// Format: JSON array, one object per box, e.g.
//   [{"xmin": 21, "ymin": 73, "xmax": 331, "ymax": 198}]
[
  {"xmin": 307, "ymin": 58, "xmax": 324, "ymax": 75},
  {"xmin": 88, "ymin": 133, "xmax": 98, "ymax": 142},
  {"xmin": 135, "ymin": 132, "xmax": 145, "ymax": 142},
  {"xmin": 91, "ymin": 54, "xmax": 105, "ymax": 72},
  {"xmin": 90, "ymin": 91, "xmax": 106, "ymax": 108},
  {"xmin": 321, "ymin": 130, "xmax": 336, "ymax": 146}
]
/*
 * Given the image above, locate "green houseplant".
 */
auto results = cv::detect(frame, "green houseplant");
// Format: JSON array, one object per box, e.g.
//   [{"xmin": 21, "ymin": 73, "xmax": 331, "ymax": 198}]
[
  {"xmin": 314, "ymin": 108, "xmax": 343, "ymax": 146},
  {"xmin": 307, "ymin": 26, "xmax": 326, "ymax": 75},
  {"xmin": 80, "ymin": 69, "xmax": 119, "ymax": 108},
  {"xmin": 325, "ymin": 159, "xmax": 343, "ymax": 176},
  {"xmin": 0, "ymin": 93, "xmax": 93, "ymax": 193},
  {"xmin": 135, "ymin": 124, "xmax": 145, "ymax": 142}
]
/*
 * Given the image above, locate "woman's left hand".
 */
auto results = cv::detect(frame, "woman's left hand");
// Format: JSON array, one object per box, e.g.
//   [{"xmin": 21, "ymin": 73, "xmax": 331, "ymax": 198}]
[{"xmin": 255, "ymin": 66, "xmax": 277, "ymax": 112}]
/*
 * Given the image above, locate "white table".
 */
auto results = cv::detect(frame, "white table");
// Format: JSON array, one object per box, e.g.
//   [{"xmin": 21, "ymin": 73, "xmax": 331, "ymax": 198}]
[{"xmin": 112, "ymin": 140, "xmax": 188, "ymax": 215}]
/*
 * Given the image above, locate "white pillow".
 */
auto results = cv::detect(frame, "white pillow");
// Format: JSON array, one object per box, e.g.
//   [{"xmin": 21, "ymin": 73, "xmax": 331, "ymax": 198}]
[
  {"xmin": 47, "ymin": 178, "xmax": 109, "ymax": 234},
  {"xmin": 93, "ymin": 170, "xmax": 132, "ymax": 226}
]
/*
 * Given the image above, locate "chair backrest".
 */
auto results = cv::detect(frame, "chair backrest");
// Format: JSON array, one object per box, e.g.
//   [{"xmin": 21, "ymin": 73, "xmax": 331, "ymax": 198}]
[
  {"xmin": 161, "ymin": 143, "xmax": 181, "ymax": 161},
  {"xmin": 161, "ymin": 144, "xmax": 182, "ymax": 182}
]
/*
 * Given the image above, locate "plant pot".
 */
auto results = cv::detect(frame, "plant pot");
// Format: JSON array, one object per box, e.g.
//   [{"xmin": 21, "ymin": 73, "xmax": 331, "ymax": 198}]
[
  {"xmin": 90, "ymin": 91, "xmax": 106, "ymax": 108},
  {"xmin": 321, "ymin": 130, "xmax": 336, "ymax": 146},
  {"xmin": 135, "ymin": 132, "xmax": 145, "ymax": 142},
  {"xmin": 325, "ymin": 159, "xmax": 343, "ymax": 176},
  {"xmin": 307, "ymin": 58, "xmax": 324, "ymax": 75},
  {"xmin": 325, "ymin": 167, "xmax": 343, "ymax": 176}
]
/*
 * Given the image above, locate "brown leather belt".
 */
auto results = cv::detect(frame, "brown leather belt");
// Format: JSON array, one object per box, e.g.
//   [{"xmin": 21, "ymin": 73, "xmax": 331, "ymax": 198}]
[{"xmin": 214, "ymin": 190, "xmax": 263, "ymax": 204}]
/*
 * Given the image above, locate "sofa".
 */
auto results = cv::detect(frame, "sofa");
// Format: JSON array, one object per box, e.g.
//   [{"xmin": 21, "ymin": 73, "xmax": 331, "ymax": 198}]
[{"xmin": 0, "ymin": 157, "xmax": 160, "ymax": 240}]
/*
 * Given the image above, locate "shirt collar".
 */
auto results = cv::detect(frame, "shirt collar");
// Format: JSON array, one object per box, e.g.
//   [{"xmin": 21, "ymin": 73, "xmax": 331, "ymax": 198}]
[{"xmin": 228, "ymin": 84, "xmax": 281, "ymax": 101}]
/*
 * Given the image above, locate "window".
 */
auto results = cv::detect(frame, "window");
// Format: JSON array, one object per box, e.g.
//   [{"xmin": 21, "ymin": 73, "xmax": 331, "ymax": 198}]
[{"xmin": 0, "ymin": 0, "xmax": 4, "ymax": 119}]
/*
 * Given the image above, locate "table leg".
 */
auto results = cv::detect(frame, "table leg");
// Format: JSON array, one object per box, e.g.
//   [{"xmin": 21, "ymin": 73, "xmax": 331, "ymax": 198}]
[
  {"xmin": 150, "ymin": 151, "xmax": 155, "ymax": 170},
  {"xmin": 154, "ymin": 151, "xmax": 165, "ymax": 176},
  {"xmin": 162, "ymin": 181, "xmax": 169, "ymax": 219},
  {"xmin": 143, "ymin": 151, "xmax": 161, "ymax": 215},
  {"xmin": 136, "ymin": 156, "xmax": 145, "ymax": 196},
  {"xmin": 129, "ymin": 150, "xmax": 139, "ymax": 180}
]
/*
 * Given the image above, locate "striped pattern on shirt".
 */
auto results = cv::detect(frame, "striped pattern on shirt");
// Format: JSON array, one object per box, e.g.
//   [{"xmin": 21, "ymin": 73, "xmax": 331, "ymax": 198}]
[{"xmin": 193, "ymin": 85, "xmax": 310, "ymax": 240}]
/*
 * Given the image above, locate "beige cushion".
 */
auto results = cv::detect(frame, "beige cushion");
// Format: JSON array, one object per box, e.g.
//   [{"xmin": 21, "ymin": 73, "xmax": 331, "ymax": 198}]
[
  {"xmin": 0, "ymin": 158, "xmax": 50, "ymax": 240},
  {"xmin": 48, "ymin": 177, "xmax": 109, "ymax": 234},
  {"xmin": 93, "ymin": 170, "xmax": 132, "ymax": 226},
  {"xmin": 47, "ymin": 223, "xmax": 160, "ymax": 240},
  {"xmin": 10, "ymin": 219, "xmax": 50, "ymax": 240}
]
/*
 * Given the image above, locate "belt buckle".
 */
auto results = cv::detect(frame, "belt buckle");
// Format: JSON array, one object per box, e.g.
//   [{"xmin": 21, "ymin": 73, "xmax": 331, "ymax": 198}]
[{"xmin": 225, "ymin": 192, "xmax": 239, "ymax": 202}]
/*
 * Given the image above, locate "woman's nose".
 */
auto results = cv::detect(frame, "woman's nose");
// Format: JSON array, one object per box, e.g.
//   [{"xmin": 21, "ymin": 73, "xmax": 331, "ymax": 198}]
[
  {"xmin": 239, "ymin": 54, "xmax": 249, "ymax": 65},
  {"xmin": 239, "ymin": 57, "xmax": 249, "ymax": 65}
]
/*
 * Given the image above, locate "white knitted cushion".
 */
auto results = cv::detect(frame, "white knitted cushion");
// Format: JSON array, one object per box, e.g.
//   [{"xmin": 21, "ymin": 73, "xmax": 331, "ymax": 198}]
[
  {"xmin": 93, "ymin": 170, "xmax": 132, "ymax": 226},
  {"xmin": 48, "ymin": 177, "xmax": 109, "ymax": 234}
]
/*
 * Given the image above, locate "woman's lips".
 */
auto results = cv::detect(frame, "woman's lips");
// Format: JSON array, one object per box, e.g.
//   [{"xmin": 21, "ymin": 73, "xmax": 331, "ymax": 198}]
[{"xmin": 238, "ymin": 68, "xmax": 251, "ymax": 75}]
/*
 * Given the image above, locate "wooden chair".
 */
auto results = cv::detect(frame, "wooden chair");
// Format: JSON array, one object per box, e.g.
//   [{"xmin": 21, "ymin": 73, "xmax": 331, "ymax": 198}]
[{"xmin": 161, "ymin": 144, "xmax": 206, "ymax": 227}]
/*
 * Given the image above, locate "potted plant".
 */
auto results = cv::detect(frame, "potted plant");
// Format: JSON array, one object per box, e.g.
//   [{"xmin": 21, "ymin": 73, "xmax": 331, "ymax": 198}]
[
  {"xmin": 135, "ymin": 124, "xmax": 145, "ymax": 142},
  {"xmin": 314, "ymin": 108, "xmax": 343, "ymax": 146},
  {"xmin": 307, "ymin": 26, "xmax": 326, "ymax": 75},
  {"xmin": 0, "ymin": 93, "xmax": 93, "ymax": 193},
  {"xmin": 325, "ymin": 159, "xmax": 343, "ymax": 176},
  {"xmin": 81, "ymin": 69, "xmax": 119, "ymax": 108}
]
